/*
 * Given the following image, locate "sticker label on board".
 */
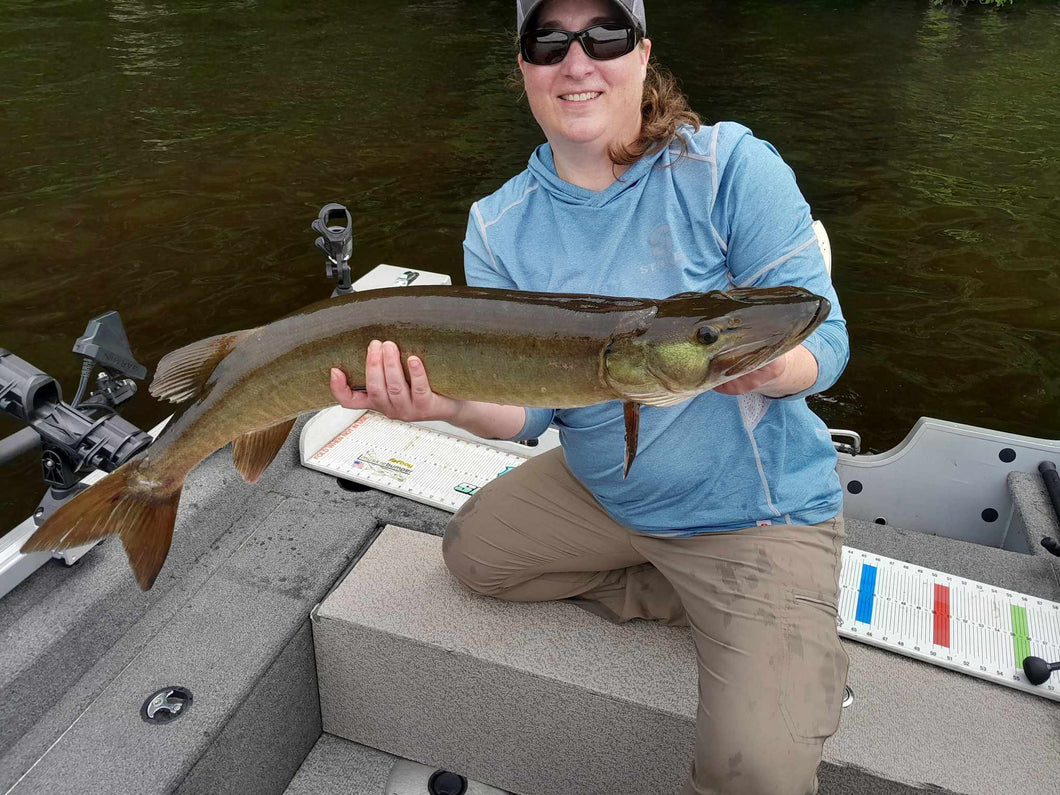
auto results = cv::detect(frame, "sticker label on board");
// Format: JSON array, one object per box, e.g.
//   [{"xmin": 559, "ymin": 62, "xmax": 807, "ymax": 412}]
[{"xmin": 352, "ymin": 451, "xmax": 414, "ymax": 482}]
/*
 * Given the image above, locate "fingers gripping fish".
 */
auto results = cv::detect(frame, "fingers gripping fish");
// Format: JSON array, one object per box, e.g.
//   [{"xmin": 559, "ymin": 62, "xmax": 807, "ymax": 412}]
[{"xmin": 21, "ymin": 285, "xmax": 829, "ymax": 590}]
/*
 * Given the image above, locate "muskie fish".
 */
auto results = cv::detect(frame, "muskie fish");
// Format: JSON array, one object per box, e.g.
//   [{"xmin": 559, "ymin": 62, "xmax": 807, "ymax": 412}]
[{"xmin": 22, "ymin": 285, "xmax": 829, "ymax": 589}]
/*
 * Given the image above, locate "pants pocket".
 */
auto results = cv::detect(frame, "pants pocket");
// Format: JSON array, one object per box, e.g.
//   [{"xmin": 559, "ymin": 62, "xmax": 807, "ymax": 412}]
[{"xmin": 779, "ymin": 590, "xmax": 849, "ymax": 744}]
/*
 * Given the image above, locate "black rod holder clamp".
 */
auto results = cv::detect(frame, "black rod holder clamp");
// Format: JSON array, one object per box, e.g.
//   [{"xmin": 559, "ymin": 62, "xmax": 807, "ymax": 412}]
[
  {"xmin": 0, "ymin": 311, "xmax": 151, "ymax": 525},
  {"xmin": 312, "ymin": 203, "xmax": 354, "ymax": 297}
]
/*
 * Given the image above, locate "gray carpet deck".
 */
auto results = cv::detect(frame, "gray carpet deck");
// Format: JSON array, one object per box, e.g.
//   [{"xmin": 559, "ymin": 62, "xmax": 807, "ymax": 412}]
[
  {"xmin": 1, "ymin": 412, "xmax": 1057, "ymax": 794},
  {"xmin": 283, "ymin": 734, "xmax": 396, "ymax": 795},
  {"xmin": 0, "ymin": 416, "xmax": 449, "ymax": 794}
]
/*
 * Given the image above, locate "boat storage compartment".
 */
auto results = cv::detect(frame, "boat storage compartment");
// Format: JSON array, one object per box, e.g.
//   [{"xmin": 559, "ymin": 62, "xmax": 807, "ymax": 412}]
[{"xmin": 312, "ymin": 524, "xmax": 1060, "ymax": 795}]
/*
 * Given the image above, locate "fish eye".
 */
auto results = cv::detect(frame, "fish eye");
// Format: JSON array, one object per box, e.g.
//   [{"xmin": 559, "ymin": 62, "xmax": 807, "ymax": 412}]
[{"xmin": 696, "ymin": 326, "xmax": 720, "ymax": 345}]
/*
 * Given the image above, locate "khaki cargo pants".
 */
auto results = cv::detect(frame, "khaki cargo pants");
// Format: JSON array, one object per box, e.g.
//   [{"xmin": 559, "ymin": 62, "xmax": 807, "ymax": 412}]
[{"xmin": 442, "ymin": 446, "xmax": 848, "ymax": 795}]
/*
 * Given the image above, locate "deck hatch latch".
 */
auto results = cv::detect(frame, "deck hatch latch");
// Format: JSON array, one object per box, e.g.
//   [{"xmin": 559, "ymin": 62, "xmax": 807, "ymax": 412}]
[{"xmin": 140, "ymin": 686, "xmax": 193, "ymax": 724}]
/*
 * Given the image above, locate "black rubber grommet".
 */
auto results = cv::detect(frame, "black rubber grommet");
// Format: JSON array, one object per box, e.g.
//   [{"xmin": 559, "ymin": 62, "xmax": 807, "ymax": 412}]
[
  {"xmin": 999, "ymin": 448, "xmax": 1016, "ymax": 463},
  {"xmin": 847, "ymin": 480, "xmax": 863, "ymax": 495},
  {"xmin": 428, "ymin": 770, "xmax": 468, "ymax": 795}
]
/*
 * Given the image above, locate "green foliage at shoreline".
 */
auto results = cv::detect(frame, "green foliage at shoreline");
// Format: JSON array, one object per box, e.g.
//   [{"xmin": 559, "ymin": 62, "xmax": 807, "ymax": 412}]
[{"xmin": 932, "ymin": 0, "xmax": 1014, "ymax": 8}]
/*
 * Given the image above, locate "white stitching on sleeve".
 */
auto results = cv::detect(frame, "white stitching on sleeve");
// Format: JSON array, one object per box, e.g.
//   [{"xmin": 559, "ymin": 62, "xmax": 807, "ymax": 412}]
[
  {"xmin": 484, "ymin": 184, "xmax": 539, "ymax": 229},
  {"xmin": 736, "ymin": 235, "xmax": 816, "ymax": 288},
  {"xmin": 471, "ymin": 202, "xmax": 499, "ymax": 271}
]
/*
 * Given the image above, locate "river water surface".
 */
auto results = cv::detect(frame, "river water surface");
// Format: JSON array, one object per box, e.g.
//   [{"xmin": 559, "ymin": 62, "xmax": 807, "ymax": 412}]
[{"xmin": 2, "ymin": 0, "xmax": 1059, "ymax": 529}]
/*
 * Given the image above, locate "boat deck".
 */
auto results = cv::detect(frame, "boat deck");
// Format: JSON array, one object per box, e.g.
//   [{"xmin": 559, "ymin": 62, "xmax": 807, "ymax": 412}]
[{"xmin": 1, "ymin": 414, "xmax": 1057, "ymax": 794}]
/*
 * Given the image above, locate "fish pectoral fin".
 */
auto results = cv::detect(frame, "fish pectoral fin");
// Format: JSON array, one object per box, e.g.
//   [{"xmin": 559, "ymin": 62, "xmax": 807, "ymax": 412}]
[
  {"xmin": 232, "ymin": 418, "xmax": 297, "ymax": 484},
  {"xmin": 610, "ymin": 306, "xmax": 658, "ymax": 341},
  {"xmin": 149, "ymin": 329, "xmax": 253, "ymax": 404},
  {"xmin": 623, "ymin": 401, "xmax": 640, "ymax": 479}
]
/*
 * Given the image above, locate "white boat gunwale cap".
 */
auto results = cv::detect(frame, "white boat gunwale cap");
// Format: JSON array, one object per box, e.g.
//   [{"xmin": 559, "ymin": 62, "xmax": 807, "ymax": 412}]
[{"xmin": 516, "ymin": 0, "xmax": 647, "ymax": 37}]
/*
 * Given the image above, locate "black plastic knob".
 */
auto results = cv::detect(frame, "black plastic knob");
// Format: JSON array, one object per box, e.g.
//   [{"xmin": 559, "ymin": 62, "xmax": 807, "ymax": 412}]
[{"xmin": 1022, "ymin": 655, "xmax": 1060, "ymax": 686}]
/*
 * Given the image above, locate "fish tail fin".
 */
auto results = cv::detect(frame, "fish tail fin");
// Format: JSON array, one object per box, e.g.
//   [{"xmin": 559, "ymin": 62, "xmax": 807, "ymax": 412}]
[
  {"xmin": 149, "ymin": 329, "xmax": 253, "ymax": 404},
  {"xmin": 20, "ymin": 461, "xmax": 182, "ymax": 591},
  {"xmin": 232, "ymin": 417, "xmax": 297, "ymax": 483}
]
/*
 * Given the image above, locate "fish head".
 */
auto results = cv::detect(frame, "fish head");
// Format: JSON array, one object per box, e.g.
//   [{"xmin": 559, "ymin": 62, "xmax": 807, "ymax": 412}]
[{"xmin": 603, "ymin": 286, "xmax": 830, "ymax": 407}]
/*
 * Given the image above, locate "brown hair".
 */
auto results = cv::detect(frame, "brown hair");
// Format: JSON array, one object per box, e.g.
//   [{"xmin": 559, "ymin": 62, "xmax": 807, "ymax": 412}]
[
  {"xmin": 507, "ymin": 40, "xmax": 703, "ymax": 167},
  {"xmin": 609, "ymin": 52, "xmax": 702, "ymax": 165}
]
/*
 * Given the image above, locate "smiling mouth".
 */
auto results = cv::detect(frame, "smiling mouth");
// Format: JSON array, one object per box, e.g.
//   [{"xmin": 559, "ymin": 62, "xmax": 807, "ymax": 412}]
[{"xmin": 559, "ymin": 92, "xmax": 601, "ymax": 102}]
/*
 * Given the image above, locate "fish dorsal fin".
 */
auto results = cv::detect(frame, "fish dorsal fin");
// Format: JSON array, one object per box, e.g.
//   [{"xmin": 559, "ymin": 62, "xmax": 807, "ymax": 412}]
[
  {"xmin": 665, "ymin": 290, "xmax": 710, "ymax": 300},
  {"xmin": 232, "ymin": 418, "xmax": 297, "ymax": 484},
  {"xmin": 149, "ymin": 330, "xmax": 252, "ymax": 404}
]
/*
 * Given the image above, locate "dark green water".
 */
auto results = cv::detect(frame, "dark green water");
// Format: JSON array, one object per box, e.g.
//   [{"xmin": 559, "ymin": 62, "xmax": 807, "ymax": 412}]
[{"xmin": 2, "ymin": 0, "xmax": 1059, "ymax": 529}]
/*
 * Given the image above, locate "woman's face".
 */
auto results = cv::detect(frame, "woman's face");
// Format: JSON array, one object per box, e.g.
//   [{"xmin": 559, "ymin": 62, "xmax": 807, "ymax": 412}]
[{"xmin": 519, "ymin": 0, "xmax": 651, "ymax": 152}]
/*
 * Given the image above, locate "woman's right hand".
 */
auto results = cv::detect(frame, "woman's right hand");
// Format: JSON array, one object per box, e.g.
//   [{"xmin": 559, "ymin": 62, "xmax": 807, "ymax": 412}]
[{"xmin": 329, "ymin": 339, "xmax": 461, "ymax": 423}]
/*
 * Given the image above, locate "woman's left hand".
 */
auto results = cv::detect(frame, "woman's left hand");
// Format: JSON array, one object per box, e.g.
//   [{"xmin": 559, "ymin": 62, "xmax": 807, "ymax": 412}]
[
  {"xmin": 713, "ymin": 352, "xmax": 790, "ymax": 396},
  {"xmin": 714, "ymin": 345, "xmax": 820, "ymax": 397}
]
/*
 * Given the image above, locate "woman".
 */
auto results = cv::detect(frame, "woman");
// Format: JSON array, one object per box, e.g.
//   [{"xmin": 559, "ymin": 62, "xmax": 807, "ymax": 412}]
[{"xmin": 330, "ymin": 1, "xmax": 849, "ymax": 793}]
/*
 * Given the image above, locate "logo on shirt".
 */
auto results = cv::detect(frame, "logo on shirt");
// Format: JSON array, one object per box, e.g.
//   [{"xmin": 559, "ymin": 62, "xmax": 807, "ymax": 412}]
[{"xmin": 637, "ymin": 224, "xmax": 684, "ymax": 274}]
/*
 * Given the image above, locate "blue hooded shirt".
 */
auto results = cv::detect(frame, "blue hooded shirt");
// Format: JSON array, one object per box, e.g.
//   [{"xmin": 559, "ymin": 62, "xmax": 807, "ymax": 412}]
[{"xmin": 462, "ymin": 122, "xmax": 847, "ymax": 534}]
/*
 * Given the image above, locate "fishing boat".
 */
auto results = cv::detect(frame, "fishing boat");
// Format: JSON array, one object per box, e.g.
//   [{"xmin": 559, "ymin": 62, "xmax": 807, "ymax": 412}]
[{"xmin": 1, "ymin": 256, "xmax": 1057, "ymax": 795}]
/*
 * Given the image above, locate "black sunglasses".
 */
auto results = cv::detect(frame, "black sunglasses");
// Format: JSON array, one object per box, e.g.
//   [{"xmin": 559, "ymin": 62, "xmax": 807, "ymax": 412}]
[{"xmin": 520, "ymin": 23, "xmax": 641, "ymax": 66}]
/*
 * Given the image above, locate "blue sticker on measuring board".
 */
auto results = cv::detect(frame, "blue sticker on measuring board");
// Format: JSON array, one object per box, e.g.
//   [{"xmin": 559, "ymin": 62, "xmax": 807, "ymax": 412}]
[{"xmin": 855, "ymin": 564, "xmax": 877, "ymax": 625}]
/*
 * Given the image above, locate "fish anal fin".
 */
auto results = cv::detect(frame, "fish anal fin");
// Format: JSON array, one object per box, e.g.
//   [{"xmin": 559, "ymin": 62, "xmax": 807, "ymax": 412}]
[
  {"xmin": 21, "ymin": 458, "xmax": 182, "ymax": 591},
  {"xmin": 623, "ymin": 401, "xmax": 640, "ymax": 479},
  {"xmin": 232, "ymin": 418, "xmax": 297, "ymax": 484},
  {"xmin": 149, "ymin": 330, "xmax": 252, "ymax": 404}
]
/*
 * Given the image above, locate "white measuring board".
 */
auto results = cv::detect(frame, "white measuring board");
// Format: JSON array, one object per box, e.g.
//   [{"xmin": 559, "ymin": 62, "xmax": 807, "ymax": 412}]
[
  {"xmin": 305, "ymin": 411, "xmax": 531, "ymax": 512},
  {"xmin": 837, "ymin": 547, "xmax": 1060, "ymax": 701},
  {"xmin": 303, "ymin": 410, "xmax": 1060, "ymax": 701}
]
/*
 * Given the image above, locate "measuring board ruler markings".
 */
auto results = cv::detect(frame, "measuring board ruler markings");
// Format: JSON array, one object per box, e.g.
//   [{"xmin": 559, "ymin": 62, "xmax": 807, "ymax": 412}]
[
  {"xmin": 307, "ymin": 412, "xmax": 527, "ymax": 512},
  {"xmin": 837, "ymin": 547, "xmax": 1060, "ymax": 700}
]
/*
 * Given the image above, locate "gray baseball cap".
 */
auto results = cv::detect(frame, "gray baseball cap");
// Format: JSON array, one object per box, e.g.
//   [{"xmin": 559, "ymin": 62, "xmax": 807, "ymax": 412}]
[{"xmin": 516, "ymin": 0, "xmax": 646, "ymax": 37}]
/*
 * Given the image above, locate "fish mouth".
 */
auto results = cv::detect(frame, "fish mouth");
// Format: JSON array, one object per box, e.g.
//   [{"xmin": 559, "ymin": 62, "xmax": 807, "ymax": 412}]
[
  {"xmin": 802, "ymin": 297, "xmax": 830, "ymax": 341},
  {"xmin": 716, "ymin": 297, "xmax": 830, "ymax": 380}
]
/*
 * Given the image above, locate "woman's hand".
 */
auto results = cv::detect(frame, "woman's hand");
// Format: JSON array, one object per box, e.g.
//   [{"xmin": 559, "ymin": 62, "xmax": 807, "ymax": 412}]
[
  {"xmin": 713, "ymin": 346, "xmax": 818, "ymax": 398},
  {"xmin": 329, "ymin": 339, "xmax": 460, "ymax": 423},
  {"xmin": 713, "ymin": 355, "xmax": 788, "ymax": 396}
]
